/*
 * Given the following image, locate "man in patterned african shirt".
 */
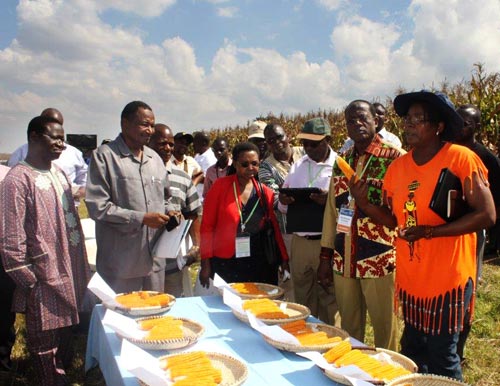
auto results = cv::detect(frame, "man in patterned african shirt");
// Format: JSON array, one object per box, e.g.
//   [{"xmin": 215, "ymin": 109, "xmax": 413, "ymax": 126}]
[
  {"xmin": 318, "ymin": 100, "xmax": 405, "ymax": 351},
  {"xmin": 0, "ymin": 116, "xmax": 91, "ymax": 386}
]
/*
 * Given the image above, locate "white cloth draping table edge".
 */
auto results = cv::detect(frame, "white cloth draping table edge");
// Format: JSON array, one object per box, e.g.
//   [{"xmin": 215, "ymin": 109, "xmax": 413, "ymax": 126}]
[{"xmin": 85, "ymin": 295, "xmax": 353, "ymax": 385}]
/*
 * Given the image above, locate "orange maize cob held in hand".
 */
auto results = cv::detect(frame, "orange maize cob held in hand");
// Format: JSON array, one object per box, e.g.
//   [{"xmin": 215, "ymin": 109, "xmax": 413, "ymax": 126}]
[{"xmin": 336, "ymin": 156, "xmax": 357, "ymax": 181}]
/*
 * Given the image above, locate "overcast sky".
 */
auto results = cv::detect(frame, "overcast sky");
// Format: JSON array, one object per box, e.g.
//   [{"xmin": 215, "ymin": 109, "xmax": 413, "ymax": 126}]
[{"xmin": 1, "ymin": 0, "xmax": 500, "ymax": 153}]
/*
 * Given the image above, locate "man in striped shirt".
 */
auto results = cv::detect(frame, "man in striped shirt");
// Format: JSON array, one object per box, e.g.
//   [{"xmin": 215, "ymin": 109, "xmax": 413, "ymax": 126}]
[{"xmin": 147, "ymin": 124, "xmax": 202, "ymax": 296}]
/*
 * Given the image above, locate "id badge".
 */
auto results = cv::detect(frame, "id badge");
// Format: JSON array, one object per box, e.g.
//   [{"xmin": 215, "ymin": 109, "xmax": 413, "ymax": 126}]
[
  {"xmin": 337, "ymin": 206, "xmax": 354, "ymax": 234},
  {"xmin": 235, "ymin": 233, "xmax": 251, "ymax": 258}
]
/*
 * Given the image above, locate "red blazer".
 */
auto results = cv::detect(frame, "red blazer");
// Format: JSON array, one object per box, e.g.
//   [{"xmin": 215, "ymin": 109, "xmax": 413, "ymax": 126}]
[{"xmin": 200, "ymin": 174, "xmax": 288, "ymax": 261}]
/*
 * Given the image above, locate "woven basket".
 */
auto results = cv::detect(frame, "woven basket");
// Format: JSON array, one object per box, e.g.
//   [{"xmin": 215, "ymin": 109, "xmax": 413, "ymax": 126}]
[
  {"xmin": 221, "ymin": 282, "xmax": 285, "ymax": 300},
  {"xmin": 323, "ymin": 347, "xmax": 418, "ymax": 386},
  {"xmin": 232, "ymin": 300, "xmax": 311, "ymax": 325},
  {"xmin": 263, "ymin": 323, "xmax": 350, "ymax": 353},
  {"xmin": 142, "ymin": 352, "xmax": 248, "ymax": 386},
  {"xmin": 117, "ymin": 316, "xmax": 204, "ymax": 350},
  {"xmin": 103, "ymin": 291, "xmax": 176, "ymax": 317},
  {"xmin": 386, "ymin": 374, "xmax": 471, "ymax": 386}
]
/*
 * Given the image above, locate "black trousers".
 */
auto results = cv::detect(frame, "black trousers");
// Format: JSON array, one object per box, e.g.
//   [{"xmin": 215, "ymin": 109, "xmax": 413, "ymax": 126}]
[{"xmin": 210, "ymin": 255, "xmax": 278, "ymax": 285}]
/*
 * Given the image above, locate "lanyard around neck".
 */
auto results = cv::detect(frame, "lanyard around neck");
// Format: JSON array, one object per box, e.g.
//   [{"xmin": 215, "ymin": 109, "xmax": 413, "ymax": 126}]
[
  {"xmin": 347, "ymin": 153, "xmax": 374, "ymax": 207},
  {"xmin": 348, "ymin": 153, "xmax": 374, "ymax": 180},
  {"xmin": 307, "ymin": 160, "xmax": 327, "ymax": 187},
  {"xmin": 233, "ymin": 181, "xmax": 260, "ymax": 233}
]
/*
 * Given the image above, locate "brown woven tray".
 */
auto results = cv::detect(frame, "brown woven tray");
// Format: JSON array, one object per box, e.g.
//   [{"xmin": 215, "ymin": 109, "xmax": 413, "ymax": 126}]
[
  {"xmin": 103, "ymin": 291, "xmax": 176, "ymax": 316},
  {"xmin": 223, "ymin": 282, "xmax": 285, "ymax": 300},
  {"xmin": 323, "ymin": 347, "xmax": 418, "ymax": 385},
  {"xmin": 232, "ymin": 300, "xmax": 311, "ymax": 325},
  {"xmin": 386, "ymin": 374, "xmax": 471, "ymax": 386},
  {"xmin": 262, "ymin": 322, "xmax": 349, "ymax": 352},
  {"xmin": 117, "ymin": 316, "xmax": 204, "ymax": 350},
  {"xmin": 154, "ymin": 351, "xmax": 248, "ymax": 386}
]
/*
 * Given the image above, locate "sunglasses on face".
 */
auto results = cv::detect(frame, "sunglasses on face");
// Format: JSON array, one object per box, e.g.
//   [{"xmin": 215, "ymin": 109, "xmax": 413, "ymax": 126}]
[
  {"xmin": 266, "ymin": 133, "xmax": 286, "ymax": 145},
  {"xmin": 238, "ymin": 161, "xmax": 259, "ymax": 168},
  {"xmin": 301, "ymin": 139, "xmax": 322, "ymax": 148}
]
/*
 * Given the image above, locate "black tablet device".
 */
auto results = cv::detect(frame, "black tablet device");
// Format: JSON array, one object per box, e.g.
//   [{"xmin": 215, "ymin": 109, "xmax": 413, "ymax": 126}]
[{"xmin": 278, "ymin": 187, "xmax": 321, "ymax": 202}]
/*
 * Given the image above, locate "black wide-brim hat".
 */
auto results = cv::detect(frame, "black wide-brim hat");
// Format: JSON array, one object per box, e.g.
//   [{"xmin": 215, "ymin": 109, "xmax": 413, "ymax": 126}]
[{"xmin": 393, "ymin": 90, "xmax": 463, "ymax": 141}]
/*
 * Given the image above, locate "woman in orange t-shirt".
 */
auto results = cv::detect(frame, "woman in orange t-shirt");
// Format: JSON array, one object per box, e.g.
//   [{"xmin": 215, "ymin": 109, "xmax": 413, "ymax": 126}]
[{"xmin": 348, "ymin": 91, "xmax": 495, "ymax": 381}]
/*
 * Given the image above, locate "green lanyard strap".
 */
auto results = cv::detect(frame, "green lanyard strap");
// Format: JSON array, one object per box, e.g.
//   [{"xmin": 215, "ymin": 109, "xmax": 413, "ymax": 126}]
[
  {"xmin": 347, "ymin": 153, "xmax": 374, "ymax": 207},
  {"xmin": 347, "ymin": 153, "xmax": 374, "ymax": 180},
  {"xmin": 233, "ymin": 182, "xmax": 260, "ymax": 233},
  {"xmin": 307, "ymin": 161, "xmax": 328, "ymax": 187}
]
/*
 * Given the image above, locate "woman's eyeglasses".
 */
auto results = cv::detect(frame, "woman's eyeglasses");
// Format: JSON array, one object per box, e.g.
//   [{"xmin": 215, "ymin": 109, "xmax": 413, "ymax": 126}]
[
  {"xmin": 403, "ymin": 115, "xmax": 430, "ymax": 126},
  {"xmin": 238, "ymin": 161, "xmax": 259, "ymax": 168}
]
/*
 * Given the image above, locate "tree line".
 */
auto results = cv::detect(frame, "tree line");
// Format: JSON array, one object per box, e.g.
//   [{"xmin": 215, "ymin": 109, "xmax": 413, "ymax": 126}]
[{"xmin": 204, "ymin": 63, "xmax": 500, "ymax": 154}]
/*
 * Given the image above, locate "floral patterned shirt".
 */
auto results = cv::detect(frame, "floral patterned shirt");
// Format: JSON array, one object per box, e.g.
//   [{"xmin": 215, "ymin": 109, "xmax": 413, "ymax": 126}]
[{"xmin": 323, "ymin": 136, "xmax": 404, "ymax": 279}]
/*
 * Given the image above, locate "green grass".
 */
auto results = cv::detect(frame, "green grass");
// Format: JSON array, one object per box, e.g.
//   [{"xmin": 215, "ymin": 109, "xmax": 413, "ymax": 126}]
[
  {"xmin": 4, "ymin": 259, "xmax": 499, "ymax": 385},
  {"xmin": 462, "ymin": 256, "xmax": 500, "ymax": 385},
  {"xmin": 363, "ymin": 257, "xmax": 500, "ymax": 385}
]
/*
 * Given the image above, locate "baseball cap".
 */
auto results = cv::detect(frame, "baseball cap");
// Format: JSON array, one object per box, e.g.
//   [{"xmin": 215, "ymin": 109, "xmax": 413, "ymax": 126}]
[
  {"xmin": 248, "ymin": 120, "xmax": 266, "ymax": 139},
  {"xmin": 173, "ymin": 132, "xmax": 194, "ymax": 144},
  {"xmin": 297, "ymin": 117, "xmax": 331, "ymax": 141}
]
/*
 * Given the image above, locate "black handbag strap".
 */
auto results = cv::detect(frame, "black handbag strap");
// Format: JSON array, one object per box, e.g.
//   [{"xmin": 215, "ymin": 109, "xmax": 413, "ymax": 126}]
[{"xmin": 257, "ymin": 181, "xmax": 271, "ymax": 220}]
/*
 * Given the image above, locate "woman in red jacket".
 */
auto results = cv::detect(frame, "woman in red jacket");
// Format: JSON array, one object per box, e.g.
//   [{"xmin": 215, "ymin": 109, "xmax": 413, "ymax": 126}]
[{"xmin": 199, "ymin": 142, "xmax": 289, "ymax": 287}]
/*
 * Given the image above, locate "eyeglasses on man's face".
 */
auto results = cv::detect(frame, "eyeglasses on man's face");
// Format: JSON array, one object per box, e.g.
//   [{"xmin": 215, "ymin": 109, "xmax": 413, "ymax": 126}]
[
  {"xmin": 300, "ymin": 139, "xmax": 322, "ymax": 148},
  {"xmin": 266, "ymin": 133, "xmax": 286, "ymax": 145}
]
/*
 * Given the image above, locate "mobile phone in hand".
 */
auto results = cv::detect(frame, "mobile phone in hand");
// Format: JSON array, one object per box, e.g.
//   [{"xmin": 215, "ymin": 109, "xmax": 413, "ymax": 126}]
[{"xmin": 165, "ymin": 215, "xmax": 180, "ymax": 231}]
